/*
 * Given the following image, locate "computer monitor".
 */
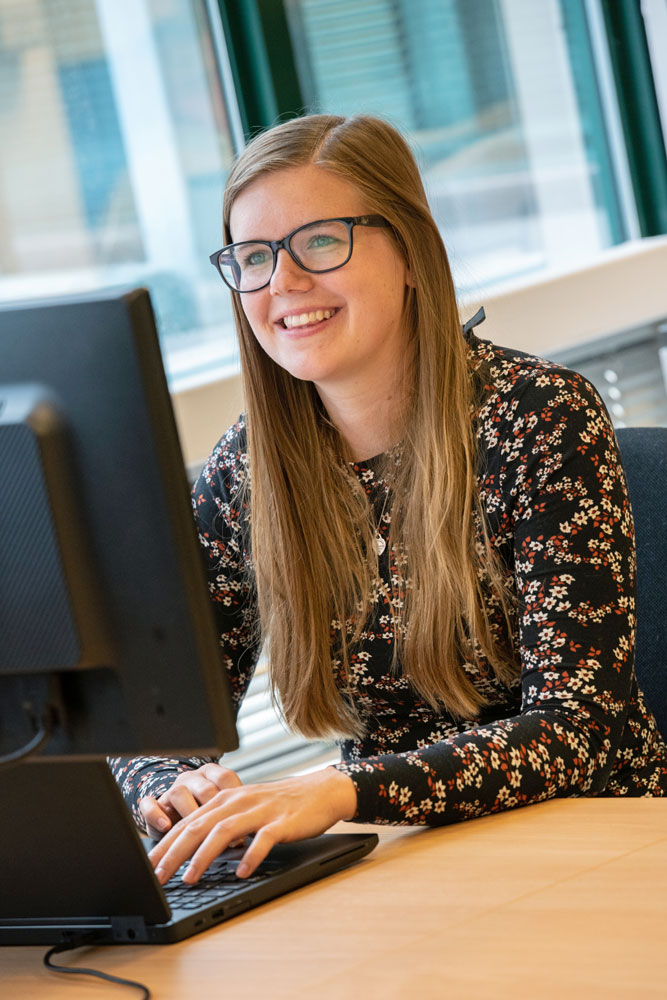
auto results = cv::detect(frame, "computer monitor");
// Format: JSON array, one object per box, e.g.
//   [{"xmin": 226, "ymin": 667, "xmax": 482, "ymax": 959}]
[{"xmin": 0, "ymin": 287, "xmax": 238, "ymax": 760}]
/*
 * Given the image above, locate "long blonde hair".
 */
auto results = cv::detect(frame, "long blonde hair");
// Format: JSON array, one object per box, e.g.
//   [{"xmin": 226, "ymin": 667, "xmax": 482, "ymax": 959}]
[{"xmin": 222, "ymin": 114, "xmax": 516, "ymax": 738}]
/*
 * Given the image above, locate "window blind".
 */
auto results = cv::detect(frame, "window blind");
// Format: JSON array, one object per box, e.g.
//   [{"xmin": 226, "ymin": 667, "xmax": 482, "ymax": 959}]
[
  {"xmin": 550, "ymin": 315, "xmax": 667, "ymax": 428},
  {"xmin": 220, "ymin": 657, "xmax": 337, "ymax": 782}
]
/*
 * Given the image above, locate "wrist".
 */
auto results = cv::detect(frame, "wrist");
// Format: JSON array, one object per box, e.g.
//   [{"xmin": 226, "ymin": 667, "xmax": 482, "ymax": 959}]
[{"xmin": 325, "ymin": 766, "xmax": 358, "ymax": 822}]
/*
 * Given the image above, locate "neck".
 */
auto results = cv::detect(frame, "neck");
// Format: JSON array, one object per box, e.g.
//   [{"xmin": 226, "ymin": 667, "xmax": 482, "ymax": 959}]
[{"xmin": 316, "ymin": 373, "xmax": 409, "ymax": 463}]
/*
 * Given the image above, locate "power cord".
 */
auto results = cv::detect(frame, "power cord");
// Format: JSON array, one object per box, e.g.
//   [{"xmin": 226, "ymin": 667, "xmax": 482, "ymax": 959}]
[
  {"xmin": 0, "ymin": 709, "xmax": 53, "ymax": 769},
  {"xmin": 43, "ymin": 937, "xmax": 151, "ymax": 998}
]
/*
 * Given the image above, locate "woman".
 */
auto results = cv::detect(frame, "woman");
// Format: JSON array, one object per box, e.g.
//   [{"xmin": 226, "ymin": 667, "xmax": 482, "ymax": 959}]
[{"xmin": 110, "ymin": 114, "xmax": 667, "ymax": 886}]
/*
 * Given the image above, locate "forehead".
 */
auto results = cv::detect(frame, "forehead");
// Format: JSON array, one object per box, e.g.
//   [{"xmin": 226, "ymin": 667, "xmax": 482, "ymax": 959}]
[{"xmin": 229, "ymin": 163, "xmax": 369, "ymax": 241}]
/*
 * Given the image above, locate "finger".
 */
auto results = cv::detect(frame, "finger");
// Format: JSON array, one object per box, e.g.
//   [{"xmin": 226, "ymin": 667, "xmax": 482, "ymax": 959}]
[
  {"xmin": 140, "ymin": 796, "xmax": 173, "ymax": 836},
  {"xmin": 153, "ymin": 796, "xmax": 181, "ymax": 825},
  {"xmin": 169, "ymin": 776, "xmax": 221, "ymax": 808},
  {"xmin": 148, "ymin": 788, "xmax": 231, "ymax": 867},
  {"xmin": 153, "ymin": 813, "xmax": 241, "ymax": 885},
  {"xmin": 148, "ymin": 784, "xmax": 254, "ymax": 875},
  {"xmin": 144, "ymin": 817, "xmax": 171, "ymax": 841},
  {"xmin": 148, "ymin": 827, "xmax": 178, "ymax": 868},
  {"xmin": 235, "ymin": 825, "xmax": 279, "ymax": 879},
  {"xmin": 162, "ymin": 783, "xmax": 203, "ymax": 819},
  {"xmin": 183, "ymin": 815, "xmax": 262, "ymax": 884}
]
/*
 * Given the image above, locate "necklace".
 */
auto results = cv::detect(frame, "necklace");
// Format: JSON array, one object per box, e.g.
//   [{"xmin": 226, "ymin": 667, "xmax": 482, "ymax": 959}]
[{"xmin": 375, "ymin": 484, "xmax": 391, "ymax": 556}]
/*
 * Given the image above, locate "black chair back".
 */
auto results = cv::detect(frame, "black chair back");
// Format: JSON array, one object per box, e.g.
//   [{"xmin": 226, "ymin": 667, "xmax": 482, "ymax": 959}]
[{"xmin": 616, "ymin": 427, "xmax": 667, "ymax": 738}]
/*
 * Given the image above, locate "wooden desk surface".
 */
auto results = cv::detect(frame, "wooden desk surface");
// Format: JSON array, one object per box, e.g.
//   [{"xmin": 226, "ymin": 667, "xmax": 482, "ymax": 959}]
[{"xmin": 2, "ymin": 799, "xmax": 666, "ymax": 999}]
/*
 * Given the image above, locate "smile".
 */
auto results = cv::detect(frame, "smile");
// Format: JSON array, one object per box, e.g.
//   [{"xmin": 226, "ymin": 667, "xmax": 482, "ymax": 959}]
[{"xmin": 281, "ymin": 309, "xmax": 337, "ymax": 330}]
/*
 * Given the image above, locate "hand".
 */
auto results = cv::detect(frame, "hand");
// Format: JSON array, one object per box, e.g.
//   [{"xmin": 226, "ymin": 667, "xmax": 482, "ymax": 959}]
[
  {"xmin": 140, "ymin": 763, "xmax": 242, "ymax": 839},
  {"xmin": 148, "ymin": 766, "xmax": 358, "ymax": 884}
]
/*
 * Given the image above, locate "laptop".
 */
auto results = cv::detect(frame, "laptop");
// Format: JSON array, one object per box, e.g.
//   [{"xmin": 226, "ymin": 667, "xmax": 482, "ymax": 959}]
[{"xmin": 0, "ymin": 758, "xmax": 377, "ymax": 945}]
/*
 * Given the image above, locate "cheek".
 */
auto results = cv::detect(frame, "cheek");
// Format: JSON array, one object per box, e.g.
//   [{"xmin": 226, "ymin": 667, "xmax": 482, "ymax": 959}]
[
  {"xmin": 240, "ymin": 300, "xmax": 282, "ymax": 365},
  {"xmin": 240, "ymin": 295, "xmax": 269, "ymax": 338}
]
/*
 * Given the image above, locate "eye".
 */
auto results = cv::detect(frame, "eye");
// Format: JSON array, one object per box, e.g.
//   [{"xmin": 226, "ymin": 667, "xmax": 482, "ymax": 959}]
[
  {"xmin": 306, "ymin": 232, "xmax": 341, "ymax": 250},
  {"xmin": 240, "ymin": 246, "xmax": 271, "ymax": 270}
]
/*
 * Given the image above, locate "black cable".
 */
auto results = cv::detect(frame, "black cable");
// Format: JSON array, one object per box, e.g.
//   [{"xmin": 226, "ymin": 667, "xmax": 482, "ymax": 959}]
[
  {"xmin": 0, "ymin": 718, "xmax": 51, "ymax": 769},
  {"xmin": 44, "ymin": 939, "xmax": 151, "ymax": 999}
]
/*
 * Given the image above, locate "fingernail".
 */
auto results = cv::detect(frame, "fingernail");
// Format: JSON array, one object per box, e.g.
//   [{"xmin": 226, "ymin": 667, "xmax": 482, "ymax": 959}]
[
  {"xmin": 236, "ymin": 862, "xmax": 249, "ymax": 878},
  {"xmin": 155, "ymin": 866, "xmax": 167, "ymax": 884},
  {"xmin": 183, "ymin": 866, "xmax": 197, "ymax": 883},
  {"xmin": 156, "ymin": 817, "xmax": 170, "ymax": 832}
]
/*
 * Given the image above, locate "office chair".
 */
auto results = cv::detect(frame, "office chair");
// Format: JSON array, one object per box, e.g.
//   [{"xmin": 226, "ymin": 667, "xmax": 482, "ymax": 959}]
[{"xmin": 615, "ymin": 427, "xmax": 667, "ymax": 739}]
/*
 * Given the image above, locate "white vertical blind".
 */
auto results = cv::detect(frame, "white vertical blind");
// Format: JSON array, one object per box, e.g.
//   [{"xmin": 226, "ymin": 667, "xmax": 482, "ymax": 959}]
[{"xmin": 220, "ymin": 658, "xmax": 337, "ymax": 782}]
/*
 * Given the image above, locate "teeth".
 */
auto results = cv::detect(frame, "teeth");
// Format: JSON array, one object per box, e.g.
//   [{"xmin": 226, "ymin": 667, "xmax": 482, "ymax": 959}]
[{"xmin": 284, "ymin": 309, "xmax": 333, "ymax": 329}]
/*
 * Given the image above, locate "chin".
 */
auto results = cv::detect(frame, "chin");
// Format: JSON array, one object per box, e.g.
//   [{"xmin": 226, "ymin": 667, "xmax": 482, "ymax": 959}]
[
  {"xmin": 285, "ymin": 366, "xmax": 330, "ymax": 385},
  {"xmin": 274, "ymin": 355, "xmax": 335, "ymax": 385}
]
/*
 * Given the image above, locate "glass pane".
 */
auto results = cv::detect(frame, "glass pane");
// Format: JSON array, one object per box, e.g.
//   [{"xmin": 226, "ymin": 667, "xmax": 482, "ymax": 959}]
[
  {"xmin": 286, "ymin": 0, "xmax": 634, "ymax": 295},
  {"xmin": 0, "ymin": 0, "xmax": 237, "ymax": 385}
]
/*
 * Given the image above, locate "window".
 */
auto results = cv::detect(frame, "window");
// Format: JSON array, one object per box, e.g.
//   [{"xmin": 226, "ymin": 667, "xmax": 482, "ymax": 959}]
[
  {"xmin": 0, "ymin": 0, "xmax": 239, "ymax": 386},
  {"xmin": 285, "ymin": 0, "xmax": 640, "ymax": 294}
]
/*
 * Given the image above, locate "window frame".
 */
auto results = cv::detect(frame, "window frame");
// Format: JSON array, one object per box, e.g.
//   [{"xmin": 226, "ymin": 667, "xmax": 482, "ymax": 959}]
[
  {"xmin": 600, "ymin": 0, "xmax": 667, "ymax": 236},
  {"xmin": 216, "ymin": 0, "xmax": 305, "ymax": 139}
]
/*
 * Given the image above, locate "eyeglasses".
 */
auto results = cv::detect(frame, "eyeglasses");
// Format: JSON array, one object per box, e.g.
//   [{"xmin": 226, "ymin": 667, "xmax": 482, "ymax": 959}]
[{"xmin": 209, "ymin": 215, "xmax": 391, "ymax": 293}]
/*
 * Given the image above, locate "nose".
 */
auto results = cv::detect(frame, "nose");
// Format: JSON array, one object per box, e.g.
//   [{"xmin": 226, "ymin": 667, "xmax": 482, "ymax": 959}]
[{"xmin": 269, "ymin": 247, "xmax": 313, "ymax": 295}]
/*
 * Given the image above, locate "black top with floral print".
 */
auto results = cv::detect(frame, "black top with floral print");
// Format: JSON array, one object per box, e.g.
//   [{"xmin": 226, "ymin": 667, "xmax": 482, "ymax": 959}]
[{"xmin": 109, "ymin": 330, "xmax": 667, "ymax": 829}]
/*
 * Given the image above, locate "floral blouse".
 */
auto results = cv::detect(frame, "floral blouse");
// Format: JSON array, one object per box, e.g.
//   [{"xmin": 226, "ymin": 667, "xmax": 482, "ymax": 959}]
[{"xmin": 109, "ymin": 324, "xmax": 667, "ymax": 829}]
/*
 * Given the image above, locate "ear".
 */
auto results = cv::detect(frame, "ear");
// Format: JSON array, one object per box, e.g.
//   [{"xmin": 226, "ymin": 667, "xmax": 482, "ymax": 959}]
[{"xmin": 405, "ymin": 263, "xmax": 417, "ymax": 289}]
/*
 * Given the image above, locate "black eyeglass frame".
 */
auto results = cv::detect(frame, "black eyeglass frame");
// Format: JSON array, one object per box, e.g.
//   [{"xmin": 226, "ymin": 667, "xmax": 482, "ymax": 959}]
[{"xmin": 209, "ymin": 215, "xmax": 392, "ymax": 292}]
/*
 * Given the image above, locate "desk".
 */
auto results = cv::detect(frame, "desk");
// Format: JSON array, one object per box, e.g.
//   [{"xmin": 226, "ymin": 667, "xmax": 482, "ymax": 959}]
[{"xmin": 2, "ymin": 799, "xmax": 666, "ymax": 999}]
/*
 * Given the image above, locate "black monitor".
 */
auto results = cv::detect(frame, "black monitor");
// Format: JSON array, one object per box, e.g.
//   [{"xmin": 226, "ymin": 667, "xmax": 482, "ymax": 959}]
[{"xmin": 0, "ymin": 287, "xmax": 238, "ymax": 760}]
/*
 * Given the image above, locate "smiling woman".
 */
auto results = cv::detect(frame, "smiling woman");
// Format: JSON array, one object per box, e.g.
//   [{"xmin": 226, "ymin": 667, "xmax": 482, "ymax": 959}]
[
  {"xmin": 227, "ymin": 163, "xmax": 412, "ymax": 449},
  {"xmin": 109, "ymin": 113, "xmax": 667, "ymax": 887}
]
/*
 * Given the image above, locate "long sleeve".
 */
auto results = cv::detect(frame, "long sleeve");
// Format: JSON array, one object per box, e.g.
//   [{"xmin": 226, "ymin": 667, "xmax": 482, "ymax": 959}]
[
  {"xmin": 335, "ymin": 352, "xmax": 666, "ymax": 822},
  {"xmin": 109, "ymin": 420, "xmax": 261, "ymax": 825}
]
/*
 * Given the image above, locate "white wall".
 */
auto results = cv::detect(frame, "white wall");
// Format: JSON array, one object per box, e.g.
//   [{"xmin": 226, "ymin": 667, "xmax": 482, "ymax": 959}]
[
  {"xmin": 173, "ymin": 236, "xmax": 667, "ymax": 468},
  {"xmin": 462, "ymin": 235, "xmax": 667, "ymax": 355},
  {"xmin": 172, "ymin": 369, "xmax": 245, "ymax": 471}
]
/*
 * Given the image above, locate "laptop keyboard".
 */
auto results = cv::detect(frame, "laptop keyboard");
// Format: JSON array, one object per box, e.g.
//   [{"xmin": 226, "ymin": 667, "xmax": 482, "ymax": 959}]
[{"xmin": 163, "ymin": 855, "xmax": 286, "ymax": 911}]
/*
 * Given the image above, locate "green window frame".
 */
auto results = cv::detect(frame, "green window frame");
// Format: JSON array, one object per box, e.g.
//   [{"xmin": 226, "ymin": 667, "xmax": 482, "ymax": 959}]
[
  {"xmin": 217, "ymin": 0, "xmax": 305, "ymax": 139},
  {"xmin": 600, "ymin": 0, "xmax": 667, "ymax": 236}
]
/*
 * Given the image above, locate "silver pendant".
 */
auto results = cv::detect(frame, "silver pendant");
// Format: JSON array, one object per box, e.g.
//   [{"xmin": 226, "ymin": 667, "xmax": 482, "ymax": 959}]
[{"xmin": 375, "ymin": 534, "xmax": 386, "ymax": 556}]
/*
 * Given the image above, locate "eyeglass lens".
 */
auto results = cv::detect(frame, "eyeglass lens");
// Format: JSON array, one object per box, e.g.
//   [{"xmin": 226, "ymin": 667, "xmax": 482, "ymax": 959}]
[{"xmin": 218, "ymin": 219, "xmax": 352, "ymax": 291}]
